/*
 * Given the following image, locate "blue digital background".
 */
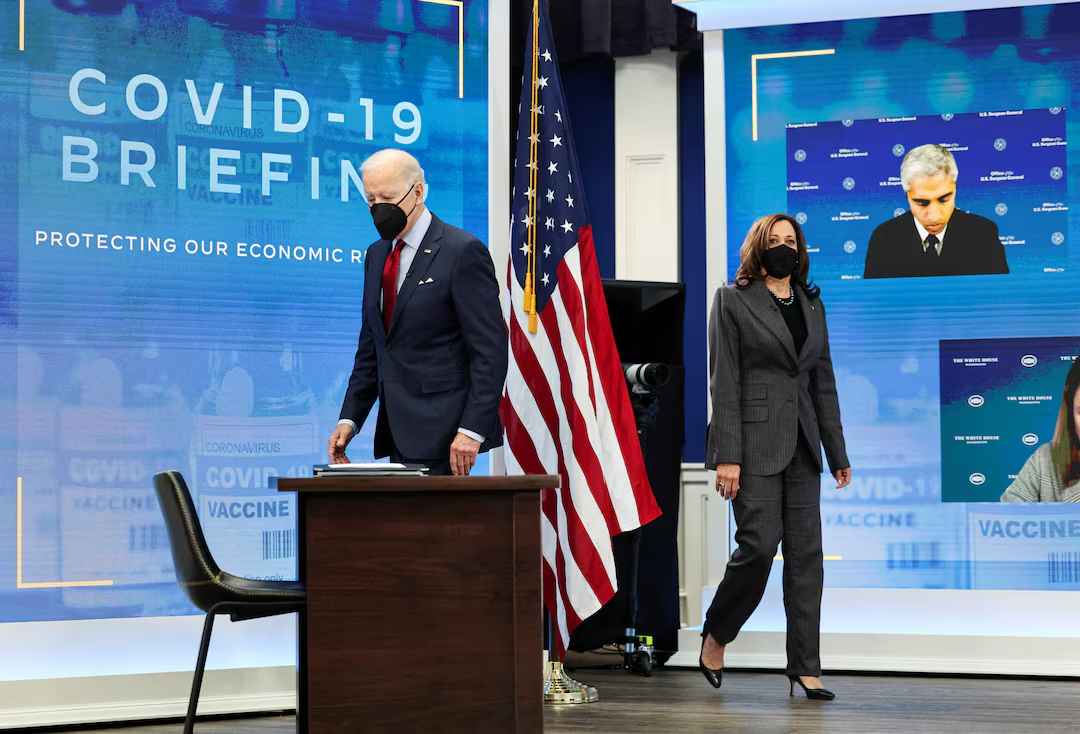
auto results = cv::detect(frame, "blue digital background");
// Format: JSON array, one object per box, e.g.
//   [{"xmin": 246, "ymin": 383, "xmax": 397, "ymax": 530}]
[
  {"xmin": 723, "ymin": 4, "xmax": 1080, "ymax": 593},
  {"xmin": 940, "ymin": 337, "xmax": 1080, "ymax": 503},
  {"xmin": 786, "ymin": 109, "xmax": 1068, "ymax": 280},
  {"xmin": 0, "ymin": 0, "xmax": 489, "ymax": 622}
]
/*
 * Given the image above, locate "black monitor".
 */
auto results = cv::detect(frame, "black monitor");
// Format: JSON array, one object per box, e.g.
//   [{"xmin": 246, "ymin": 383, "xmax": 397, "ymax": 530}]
[{"xmin": 601, "ymin": 280, "xmax": 685, "ymax": 366}]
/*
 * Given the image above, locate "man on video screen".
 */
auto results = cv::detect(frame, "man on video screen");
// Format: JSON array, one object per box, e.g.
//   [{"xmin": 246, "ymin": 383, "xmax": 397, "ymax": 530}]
[{"xmin": 863, "ymin": 144, "xmax": 1009, "ymax": 279}]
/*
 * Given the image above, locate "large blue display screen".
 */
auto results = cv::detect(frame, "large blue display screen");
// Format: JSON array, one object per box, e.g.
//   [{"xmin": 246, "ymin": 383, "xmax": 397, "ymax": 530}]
[
  {"xmin": 723, "ymin": 4, "xmax": 1080, "ymax": 593},
  {"xmin": 0, "ymin": 1, "xmax": 488, "ymax": 622}
]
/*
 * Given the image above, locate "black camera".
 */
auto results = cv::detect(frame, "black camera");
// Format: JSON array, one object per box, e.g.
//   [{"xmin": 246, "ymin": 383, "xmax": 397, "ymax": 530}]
[{"xmin": 623, "ymin": 362, "xmax": 670, "ymax": 392}]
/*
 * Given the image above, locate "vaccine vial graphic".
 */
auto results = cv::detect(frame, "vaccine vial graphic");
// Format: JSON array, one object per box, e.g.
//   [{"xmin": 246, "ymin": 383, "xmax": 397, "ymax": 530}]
[
  {"xmin": 60, "ymin": 349, "xmax": 190, "ymax": 612},
  {"xmin": 192, "ymin": 345, "xmax": 319, "ymax": 581}
]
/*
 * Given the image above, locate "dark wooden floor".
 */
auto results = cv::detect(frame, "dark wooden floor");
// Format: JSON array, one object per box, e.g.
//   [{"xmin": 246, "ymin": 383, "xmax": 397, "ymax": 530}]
[{"xmin": 64, "ymin": 667, "xmax": 1080, "ymax": 734}]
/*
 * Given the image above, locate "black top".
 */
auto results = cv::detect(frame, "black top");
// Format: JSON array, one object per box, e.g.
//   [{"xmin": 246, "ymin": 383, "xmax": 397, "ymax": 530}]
[{"xmin": 774, "ymin": 287, "xmax": 807, "ymax": 355}]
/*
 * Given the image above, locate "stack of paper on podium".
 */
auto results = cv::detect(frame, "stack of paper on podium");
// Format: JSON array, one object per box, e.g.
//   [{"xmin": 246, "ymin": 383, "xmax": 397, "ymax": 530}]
[{"xmin": 313, "ymin": 463, "xmax": 429, "ymax": 477}]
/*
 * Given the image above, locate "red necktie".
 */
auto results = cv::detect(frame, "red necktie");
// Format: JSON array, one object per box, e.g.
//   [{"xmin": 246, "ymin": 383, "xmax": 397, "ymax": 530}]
[{"xmin": 381, "ymin": 239, "xmax": 406, "ymax": 330}]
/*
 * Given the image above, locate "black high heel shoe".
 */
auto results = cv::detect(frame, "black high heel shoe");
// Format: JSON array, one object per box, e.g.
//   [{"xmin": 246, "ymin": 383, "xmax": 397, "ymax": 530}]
[
  {"xmin": 788, "ymin": 675, "xmax": 835, "ymax": 700},
  {"xmin": 698, "ymin": 637, "xmax": 723, "ymax": 689}
]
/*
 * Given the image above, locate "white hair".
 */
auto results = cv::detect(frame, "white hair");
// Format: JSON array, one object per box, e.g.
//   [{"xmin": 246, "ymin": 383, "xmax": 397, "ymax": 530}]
[
  {"xmin": 900, "ymin": 144, "xmax": 958, "ymax": 192},
  {"xmin": 360, "ymin": 149, "xmax": 428, "ymax": 200}
]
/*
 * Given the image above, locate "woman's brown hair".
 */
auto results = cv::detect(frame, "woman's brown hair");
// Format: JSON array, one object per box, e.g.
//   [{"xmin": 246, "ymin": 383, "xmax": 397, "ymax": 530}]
[
  {"xmin": 1051, "ymin": 357, "xmax": 1080, "ymax": 488},
  {"xmin": 733, "ymin": 213, "xmax": 820, "ymax": 298}
]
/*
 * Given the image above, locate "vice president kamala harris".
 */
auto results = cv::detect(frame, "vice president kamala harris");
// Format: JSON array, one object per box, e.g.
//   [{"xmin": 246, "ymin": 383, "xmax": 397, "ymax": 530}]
[{"xmin": 699, "ymin": 214, "xmax": 851, "ymax": 700}]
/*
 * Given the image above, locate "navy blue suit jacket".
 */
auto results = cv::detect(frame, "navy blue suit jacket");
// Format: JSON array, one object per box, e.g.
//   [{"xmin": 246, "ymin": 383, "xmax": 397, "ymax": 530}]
[{"xmin": 339, "ymin": 214, "xmax": 507, "ymax": 460}]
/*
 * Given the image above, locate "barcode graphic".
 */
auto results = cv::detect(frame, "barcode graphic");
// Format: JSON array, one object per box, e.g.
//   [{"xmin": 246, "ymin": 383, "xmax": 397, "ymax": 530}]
[
  {"xmin": 1047, "ymin": 552, "xmax": 1080, "ymax": 584},
  {"xmin": 129, "ymin": 524, "xmax": 169, "ymax": 553},
  {"xmin": 887, "ymin": 542, "xmax": 940, "ymax": 570},
  {"xmin": 246, "ymin": 219, "xmax": 292, "ymax": 242},
  {"xmin": 263, "ymin": 529, "xmax": 296, "ymax": 560}
]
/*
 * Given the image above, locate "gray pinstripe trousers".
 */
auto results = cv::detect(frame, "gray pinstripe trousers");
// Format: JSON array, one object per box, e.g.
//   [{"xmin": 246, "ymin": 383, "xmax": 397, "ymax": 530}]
[{"xmin": 703, "ymin": 435, "xmax": 824, "ymax": 677}]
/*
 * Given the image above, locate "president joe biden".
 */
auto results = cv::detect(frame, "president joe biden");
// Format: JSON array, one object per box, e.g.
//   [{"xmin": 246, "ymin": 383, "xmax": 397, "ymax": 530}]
[{"xmin": 327, "ymin": 149, "xmax": 507, "ymax": 476}]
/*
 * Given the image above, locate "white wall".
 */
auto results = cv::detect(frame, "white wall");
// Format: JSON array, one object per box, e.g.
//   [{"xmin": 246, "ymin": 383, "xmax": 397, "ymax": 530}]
[
  {"xmin": 487, "ymin": 0, "xmax": 511, "ymax": 479},
  {"xmin": 677, "ymin": 466, "xmax": 727, "ymax": 629},
  {"xmin": 0, "ymin": 616, "xmax": 296, "ymax": 729},
  {"xmin": 614, "ymin": 49, "xmax": 681, "ymax": 283},
  {"xmin": 1, "ymin": 667, "xmax": 295, "ymax": 729}
]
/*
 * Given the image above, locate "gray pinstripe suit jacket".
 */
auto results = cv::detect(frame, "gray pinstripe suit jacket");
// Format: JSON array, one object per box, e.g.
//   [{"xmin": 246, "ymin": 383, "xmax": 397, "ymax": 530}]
[{"xmin": 706, "ymin": 279, "xmax": 849, "ymax": 477}]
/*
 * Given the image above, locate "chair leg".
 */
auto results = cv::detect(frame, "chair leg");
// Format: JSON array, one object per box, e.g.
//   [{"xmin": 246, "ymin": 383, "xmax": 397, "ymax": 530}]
[{"xmin": 185, "ymin": 612, "xmax": 216, "ymax": 734}]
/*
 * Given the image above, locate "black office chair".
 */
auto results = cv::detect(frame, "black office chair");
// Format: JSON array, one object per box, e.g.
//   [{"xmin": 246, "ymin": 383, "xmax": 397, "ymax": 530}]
[{"xmin": 153, "ymin": 471, "xmax": 305, "ymax": 734}]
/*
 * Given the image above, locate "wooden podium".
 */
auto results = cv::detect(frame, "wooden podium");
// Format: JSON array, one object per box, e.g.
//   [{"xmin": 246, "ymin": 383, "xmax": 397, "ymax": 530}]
[{"xmin": 276, "ymin": 473, "xmax": 558, "ymax": 733}]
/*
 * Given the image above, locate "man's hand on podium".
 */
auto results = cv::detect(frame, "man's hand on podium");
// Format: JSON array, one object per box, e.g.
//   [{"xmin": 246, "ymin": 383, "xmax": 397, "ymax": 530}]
[
  {"xmin": 328, "ymin": 424, "xmax": 355, "ymax": 464},
  {"xmin": 450, "ymin": 432, "xmax": 480, "ymax": 476}
]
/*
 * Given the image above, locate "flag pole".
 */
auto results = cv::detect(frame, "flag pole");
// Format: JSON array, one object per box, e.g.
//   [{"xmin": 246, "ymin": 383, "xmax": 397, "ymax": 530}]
[
  {"xmin": 523, "ymin": 0, "xmax": 541, "ymax": 333},
  {"xmin": 523, "ymin": 0, "xmax": 598, "ymax": 708}
]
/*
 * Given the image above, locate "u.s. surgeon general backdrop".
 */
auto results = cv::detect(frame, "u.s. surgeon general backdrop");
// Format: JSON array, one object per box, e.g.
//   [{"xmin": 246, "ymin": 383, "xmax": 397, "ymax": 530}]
[
  {"xmin": 0, "ymin": 0, "xmax": 489, "ymax": 623},
  {"xmin": 786, "ymin": 109, "xmax": 1067, "ymax": 281}
]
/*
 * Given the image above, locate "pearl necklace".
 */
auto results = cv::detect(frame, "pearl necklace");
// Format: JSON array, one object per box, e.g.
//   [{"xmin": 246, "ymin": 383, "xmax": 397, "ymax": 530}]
[{"xmin": 770, "ymin": 284, "xmax": 795, "ymax": 306}]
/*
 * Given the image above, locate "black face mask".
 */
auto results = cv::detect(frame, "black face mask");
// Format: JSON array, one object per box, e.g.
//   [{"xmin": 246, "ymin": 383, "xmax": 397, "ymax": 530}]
[
  {"xmin": 370, "ymin": 188, "xmax": 419, "ymax": 240},
  {"xmin": 762, "ymin": 245, "xmax": 799, "ymax": 279}
]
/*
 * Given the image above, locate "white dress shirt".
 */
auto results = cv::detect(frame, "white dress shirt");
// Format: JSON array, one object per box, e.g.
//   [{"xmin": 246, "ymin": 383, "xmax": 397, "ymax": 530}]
[
  {"xmin": 378, "ymin": 207, "xmax": 431, "ymax": 309},
  {"xmin": 338, "ymin": 207, "xmax": 485, "ymax": 447},
  {"xmin": 914, "ymin": 218, "xmax": 948, "ymax": 256}
]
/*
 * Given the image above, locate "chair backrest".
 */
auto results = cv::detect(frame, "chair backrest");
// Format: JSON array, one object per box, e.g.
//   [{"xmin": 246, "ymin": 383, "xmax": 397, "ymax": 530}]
[{"xmin": 153, "ymin": 471, "xmax": 222, "ymax": 613}]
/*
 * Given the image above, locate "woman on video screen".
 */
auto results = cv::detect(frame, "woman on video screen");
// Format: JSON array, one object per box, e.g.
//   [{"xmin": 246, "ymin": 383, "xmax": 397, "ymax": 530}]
[{"xmin": 1001, "ymin": 357, "xmax": 1080, "ymax": 502}]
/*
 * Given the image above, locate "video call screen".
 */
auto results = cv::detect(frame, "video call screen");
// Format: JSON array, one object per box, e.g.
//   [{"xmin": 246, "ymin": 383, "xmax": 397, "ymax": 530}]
[
  {"xmin": 722, "ymin": 3, "xmax": 1080, "ymax": 593},
  {"xmin": 786, "ymin": 108, "xmax": 1068, "ymax": 280},
  {"xmin": 940, "ymin": 337, "xmax": 1080, "ymax": 502}
]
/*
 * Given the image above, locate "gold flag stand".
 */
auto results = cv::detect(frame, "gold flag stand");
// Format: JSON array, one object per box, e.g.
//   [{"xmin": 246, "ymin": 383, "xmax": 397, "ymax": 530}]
[{"xmin": 543, "ymin": 660, "xmax": 599, "ymax": 705}]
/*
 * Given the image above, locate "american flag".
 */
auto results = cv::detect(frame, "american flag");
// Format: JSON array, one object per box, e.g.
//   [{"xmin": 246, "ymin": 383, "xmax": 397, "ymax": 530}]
[{"xmin": 500, "ymin": 0, "xmax": 661, "ymax": 658}]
